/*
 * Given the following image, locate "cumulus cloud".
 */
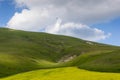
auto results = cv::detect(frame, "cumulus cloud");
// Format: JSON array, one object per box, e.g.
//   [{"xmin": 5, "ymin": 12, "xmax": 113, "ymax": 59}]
[
  {"xmin": 7, "ymin": 0, "xmax": 120, "ymax": 41},
  {"xmin": 7, "ymin": 9, "xmax": 53, "ymax": 31},
  {"xmin": 45, "ymin": 19, "xmax": 111, "ymax": 41}
]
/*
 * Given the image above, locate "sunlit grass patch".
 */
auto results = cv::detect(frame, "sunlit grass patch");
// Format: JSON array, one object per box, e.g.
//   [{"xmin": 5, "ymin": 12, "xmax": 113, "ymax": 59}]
[{"xmin": 1, "ymin": 67, "xmax": 120, "ymax": 80}]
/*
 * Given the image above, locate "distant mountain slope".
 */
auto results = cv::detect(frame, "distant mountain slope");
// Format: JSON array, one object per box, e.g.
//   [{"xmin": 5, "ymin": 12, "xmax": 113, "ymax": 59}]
[{"xmin": 0, "ymin": 28, "xmax": 119, "ymax": 78}]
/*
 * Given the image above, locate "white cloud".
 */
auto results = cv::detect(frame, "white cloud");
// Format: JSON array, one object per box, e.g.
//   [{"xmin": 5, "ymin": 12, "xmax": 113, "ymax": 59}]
[
  {"xmin": 7, "ymin": 0, "xmax": 120, "ymax": 41},
  {"xmin": 7, "ymin": 9, "xmax": 53, "ymax": 31},
  {"xmin": 12, "ymin": 0, "xmax": 120, "ymax": 24},
  {"xmin": 45, "ymin": 19, "xmax": 111, "ymax": 41}
]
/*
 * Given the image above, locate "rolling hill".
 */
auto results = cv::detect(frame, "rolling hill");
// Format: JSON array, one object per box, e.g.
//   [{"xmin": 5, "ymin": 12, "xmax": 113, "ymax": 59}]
[{"xmin": 0, "ymin": 28, "xmax": 120, "ymax": 79}]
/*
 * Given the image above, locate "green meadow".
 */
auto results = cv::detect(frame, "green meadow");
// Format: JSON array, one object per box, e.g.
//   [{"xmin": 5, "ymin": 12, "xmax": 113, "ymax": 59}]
[
  {"xmin": 1, "ymin": 67, "xmax": 120, "ymax": 80},
  {"xmin": 0, "ymin": 28, "xmax": 120, "ymax": 80}
]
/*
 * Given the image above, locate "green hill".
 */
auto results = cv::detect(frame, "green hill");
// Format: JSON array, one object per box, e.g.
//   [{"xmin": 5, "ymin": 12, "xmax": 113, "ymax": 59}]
[
  {"xmin": 0, "ymin": 28, "xmax": 119, "ymax": 78},
  {"xmin": 67, "ymin": 50, "xmax": 120, "ymax": 72}
]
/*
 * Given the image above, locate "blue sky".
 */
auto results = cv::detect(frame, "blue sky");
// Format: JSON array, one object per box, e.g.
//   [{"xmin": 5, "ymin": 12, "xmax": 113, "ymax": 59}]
[
  {"xmin": 0, "ymin": 0, "xmax": 15, "ymax": 26},
  {"xmin": 0, "ymin": 0, "xmax": 22, "ymax": 26},
  {"xmin": 93, "ymin": 18, "xmax": 120, "ymax": 46},
  {"xmin": 0, "ymin": 0, "xmax": 120, "ymax": 46}
]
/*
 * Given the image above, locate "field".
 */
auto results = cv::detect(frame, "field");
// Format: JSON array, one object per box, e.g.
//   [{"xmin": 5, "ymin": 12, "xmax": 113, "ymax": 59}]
[{"xmin": 1, "ymin": 67, "xmax": 120, "ymax": 80}]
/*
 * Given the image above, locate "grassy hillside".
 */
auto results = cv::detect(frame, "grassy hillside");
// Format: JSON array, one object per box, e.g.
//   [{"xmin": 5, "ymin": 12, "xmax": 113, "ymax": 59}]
[
  {"xmin": 0, "ymin": 28, "xmax": 119, "ymax": 78},
  {"xmin": 1, "ymin": 67, "xmax": 120, "ymax": 80},
  {"xmin": 67, "ymin": 50, "xmax": 120, "ymax": 72}
]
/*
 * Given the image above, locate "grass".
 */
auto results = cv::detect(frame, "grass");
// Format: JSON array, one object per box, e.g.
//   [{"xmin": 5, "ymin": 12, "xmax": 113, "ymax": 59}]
[
  {"xmin": 1, "ymin": 67, "xmax": 120, "ymax": 80},
  {"xmin": 66, "ymin": 50, "xmax": 120, "ymax": 72},
  {"xmin": 0, "ymin": 28, "xmax": 120, "ymax": 79}
]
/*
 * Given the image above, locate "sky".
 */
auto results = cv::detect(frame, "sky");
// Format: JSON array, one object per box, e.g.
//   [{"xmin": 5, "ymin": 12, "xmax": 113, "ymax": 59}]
[{"xmin": 0, "ymin": 0, "xmax": 120, "ymax": 46}]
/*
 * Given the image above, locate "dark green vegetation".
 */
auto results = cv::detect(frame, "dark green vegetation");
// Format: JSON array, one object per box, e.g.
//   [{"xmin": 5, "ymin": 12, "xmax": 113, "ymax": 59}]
[{"xmin": 0, "ymin": 28, "xmax": 119, "ymax": 78}]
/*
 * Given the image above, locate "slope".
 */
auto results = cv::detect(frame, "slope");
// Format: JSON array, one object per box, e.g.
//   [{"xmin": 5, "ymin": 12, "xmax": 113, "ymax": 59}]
[
  {"xmin": 0, "ymin": 28, "xmax": 119, "ymax": 78},
  {"xmin": 67, "ymin": 50, "xmax": 120, "ymax": 72}
]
